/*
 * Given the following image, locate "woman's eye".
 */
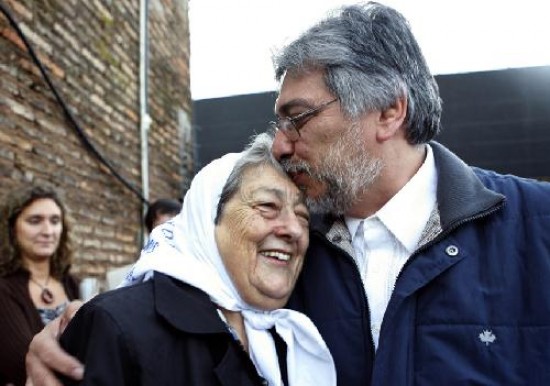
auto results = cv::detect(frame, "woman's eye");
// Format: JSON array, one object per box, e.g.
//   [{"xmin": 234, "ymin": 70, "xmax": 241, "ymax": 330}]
[
  {"xmin": 296, "ymin": 210, "xmax": 310, "ymax": 225},
  {"xmin": 259, "ymin": 202, "xmax": 277, "ymax": 210},
  {"xmin": 257, "ymin": 202, "xmax": 279, "ymax": 216}
]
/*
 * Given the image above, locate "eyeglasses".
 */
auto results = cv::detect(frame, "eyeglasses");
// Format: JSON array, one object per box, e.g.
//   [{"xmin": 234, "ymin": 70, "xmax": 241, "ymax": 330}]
[{"xmin": 270, "ymin": 98, "xmax": 338, "ymax": 141}]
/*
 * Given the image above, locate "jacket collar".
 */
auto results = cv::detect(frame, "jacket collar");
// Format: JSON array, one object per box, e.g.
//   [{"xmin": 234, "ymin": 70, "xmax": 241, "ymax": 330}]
[
  {"xmin": 430, "ymin": 141, "xmax": 505, "ymax": 229},
  {"xmin": 153, "ymin": 272, "xmax": 228, "ymax": 335}
]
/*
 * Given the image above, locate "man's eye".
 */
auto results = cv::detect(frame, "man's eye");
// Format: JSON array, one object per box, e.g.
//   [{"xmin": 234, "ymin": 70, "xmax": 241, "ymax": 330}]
[
  {"xmin": 288, "ymin": 111, "xmax": 306, "ymax": 122},
  {"xmin": 290, "ymin": 113, "xmax": 315, "ymax": 130}
]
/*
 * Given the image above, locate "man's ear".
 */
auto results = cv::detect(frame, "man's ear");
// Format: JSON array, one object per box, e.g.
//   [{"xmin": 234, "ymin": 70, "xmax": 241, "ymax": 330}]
[{"xmin": 376, "ymin": 96, "xmax": 407, "ymax": 142}]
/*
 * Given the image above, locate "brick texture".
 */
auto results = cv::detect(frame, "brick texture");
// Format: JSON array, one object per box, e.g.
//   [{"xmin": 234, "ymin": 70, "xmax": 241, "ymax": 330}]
[{"xmin": 0, "ymin": 0, "xmax": 192, "ymax": 288}]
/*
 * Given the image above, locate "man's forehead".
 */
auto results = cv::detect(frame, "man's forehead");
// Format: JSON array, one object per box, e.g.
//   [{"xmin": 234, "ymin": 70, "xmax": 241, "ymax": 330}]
[{"xmin": 275, "ymin": 69, "xmax": 328, "ymax": 108}]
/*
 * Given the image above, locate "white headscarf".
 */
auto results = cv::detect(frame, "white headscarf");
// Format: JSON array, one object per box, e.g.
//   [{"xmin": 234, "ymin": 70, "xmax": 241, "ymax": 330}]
[{"xmin": 121, "ymin": 151, "xmax": 336, "ymax": 386}]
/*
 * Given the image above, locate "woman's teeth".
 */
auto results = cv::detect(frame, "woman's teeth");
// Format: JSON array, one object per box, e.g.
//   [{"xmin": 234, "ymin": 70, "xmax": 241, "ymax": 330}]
[{"xmin": 261, "ymin": 251, "xmax": 291, "ymax": 261}]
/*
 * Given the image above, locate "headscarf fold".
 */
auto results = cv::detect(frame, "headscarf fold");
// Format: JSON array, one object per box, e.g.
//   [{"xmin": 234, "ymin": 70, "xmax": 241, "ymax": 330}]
[{"xmin": 121, "ymin": 151, "xmax": 336, "ymax": 386}]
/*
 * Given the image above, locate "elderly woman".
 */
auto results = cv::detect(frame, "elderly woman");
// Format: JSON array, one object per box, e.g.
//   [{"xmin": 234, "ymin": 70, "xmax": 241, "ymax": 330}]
[
  {"xmin": 0, "ymin": 185, "xmax": 80, "ymax": 386},
  {"xmin": 59, "ymin": 134, "xmax": 336, "ymax": 386}
]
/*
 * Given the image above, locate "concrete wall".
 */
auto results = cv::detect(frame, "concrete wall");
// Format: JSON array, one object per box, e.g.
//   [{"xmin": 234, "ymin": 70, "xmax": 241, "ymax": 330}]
[{"xmin": 0, "ymin": 0, "xmax": 192, "ymax": 282}]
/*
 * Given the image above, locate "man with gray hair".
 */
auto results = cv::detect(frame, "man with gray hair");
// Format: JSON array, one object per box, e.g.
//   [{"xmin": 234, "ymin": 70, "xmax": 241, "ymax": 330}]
[
  {"xmin": 26, "ymin": 2, "xmax": 550, "ymax": 386},
  {"xmin": 271, "ymin": 2, "xmax": 550, "ymax": 385}
]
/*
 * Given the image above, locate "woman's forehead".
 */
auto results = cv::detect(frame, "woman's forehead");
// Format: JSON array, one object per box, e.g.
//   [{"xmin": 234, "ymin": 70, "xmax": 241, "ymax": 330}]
[
  {"xmin": 21, "ymin": 198, "xmax": 62, "ymax": 215},
  {"xmin": 238, "ymin": 166, "xmax": 305, "ymax": 205},
  {"xmin": 240, "ymin": 165, "xmax": 291, "ymax": 189}
]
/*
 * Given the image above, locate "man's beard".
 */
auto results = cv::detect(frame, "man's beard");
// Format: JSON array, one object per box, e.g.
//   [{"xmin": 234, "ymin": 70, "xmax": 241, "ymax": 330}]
[{"xmin": 280, "ymin": 124, "xmax": 384, "ymax": 216}]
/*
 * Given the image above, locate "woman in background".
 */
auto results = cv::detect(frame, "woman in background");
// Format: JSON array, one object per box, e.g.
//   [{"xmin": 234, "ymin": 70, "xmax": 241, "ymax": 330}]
[{"xmin": 0, "ymin": 185, "xmax": 80, "ymax": 386}]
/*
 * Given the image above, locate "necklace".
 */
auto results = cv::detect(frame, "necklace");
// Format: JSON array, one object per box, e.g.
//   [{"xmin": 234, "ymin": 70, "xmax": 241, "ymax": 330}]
[{"xmin": 30, "ymin": 275, "xmax": 55, "ymax": 304}]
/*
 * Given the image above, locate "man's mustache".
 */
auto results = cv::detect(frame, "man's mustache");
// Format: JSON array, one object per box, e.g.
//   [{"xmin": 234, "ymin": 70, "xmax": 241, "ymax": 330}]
[{"xmin": 279, "ymin": 159, "xmax": 312, "ymax": 175}]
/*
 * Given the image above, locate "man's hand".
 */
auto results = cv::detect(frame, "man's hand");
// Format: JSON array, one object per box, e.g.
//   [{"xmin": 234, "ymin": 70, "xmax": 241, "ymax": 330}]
[{"xmin": 25, "ymin": 301, "xmax": 85, "ymax": 386}]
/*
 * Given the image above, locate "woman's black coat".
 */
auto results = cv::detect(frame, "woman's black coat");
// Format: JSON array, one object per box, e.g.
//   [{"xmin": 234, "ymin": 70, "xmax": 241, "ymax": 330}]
[{"xmin": 60, "ymin": 273, "xmax": 286, "ymax": 385}]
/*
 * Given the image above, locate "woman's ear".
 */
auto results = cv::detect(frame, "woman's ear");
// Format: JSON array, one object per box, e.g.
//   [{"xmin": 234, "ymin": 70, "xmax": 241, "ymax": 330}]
[{"xmin": 376, "ymin": 96, "xmax": 407, "ymax": 142}]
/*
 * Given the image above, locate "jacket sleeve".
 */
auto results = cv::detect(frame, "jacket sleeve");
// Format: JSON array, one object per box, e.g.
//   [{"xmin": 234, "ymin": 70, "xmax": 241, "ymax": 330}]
[
  {"xmin": 59, "ymin": 301, "xmax": 139, "ymax": 385},
  {"xmin": 0, "ymin": 283, "xmax": 36, "ymax": 386}
]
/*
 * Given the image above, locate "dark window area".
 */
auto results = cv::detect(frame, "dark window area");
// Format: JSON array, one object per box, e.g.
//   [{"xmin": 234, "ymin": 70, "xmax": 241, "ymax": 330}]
[
  {"xmin": 193, "ymin": 66, "xmax": 550, "ymax": 180},
  {"xmin": 436, "ymin": 66, "xmax": 550, "ymax": 179}
]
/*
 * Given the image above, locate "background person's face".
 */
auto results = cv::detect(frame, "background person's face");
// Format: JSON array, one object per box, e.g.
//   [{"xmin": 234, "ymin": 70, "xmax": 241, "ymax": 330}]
[
  {"xmin": 15, "ymin": 198, "xmax": 63, "ymax": 262},
  {"xmin": 215, "ymin": 165, "xmax": 309, "ymax": 310}
]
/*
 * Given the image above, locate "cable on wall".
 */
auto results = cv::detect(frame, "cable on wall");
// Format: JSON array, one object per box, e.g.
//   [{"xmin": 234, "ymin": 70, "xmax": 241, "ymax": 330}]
[{"xmin": 0, "ymin": 1, "xmax": 149, "ymax": 205}]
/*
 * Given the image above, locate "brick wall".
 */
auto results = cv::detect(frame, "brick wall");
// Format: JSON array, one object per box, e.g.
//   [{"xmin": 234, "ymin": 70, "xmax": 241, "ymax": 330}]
[{"xmin": 0, "ymin": 0, "xmax": 192, "ymax": 284}]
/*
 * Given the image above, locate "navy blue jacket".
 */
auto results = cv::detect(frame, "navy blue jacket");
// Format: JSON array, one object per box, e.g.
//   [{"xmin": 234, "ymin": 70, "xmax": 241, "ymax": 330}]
[{"xmin": 287, "ymin": 142, "xmax": 550, "ymax": 385}]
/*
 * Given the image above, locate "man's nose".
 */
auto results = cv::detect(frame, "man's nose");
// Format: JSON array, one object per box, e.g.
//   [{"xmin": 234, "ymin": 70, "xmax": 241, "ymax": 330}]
[{"xmin": 271, "ymin": 130, "xmax": 295, "ymax": 161}]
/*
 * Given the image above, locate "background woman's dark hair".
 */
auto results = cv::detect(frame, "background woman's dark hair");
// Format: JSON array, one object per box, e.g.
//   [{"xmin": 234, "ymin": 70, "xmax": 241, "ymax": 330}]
[{"xmin": 0, "ymin": 185, "xmax": 73, "ymax": 279}]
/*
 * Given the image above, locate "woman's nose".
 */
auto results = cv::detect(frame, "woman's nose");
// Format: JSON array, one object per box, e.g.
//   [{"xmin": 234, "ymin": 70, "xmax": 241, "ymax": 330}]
[
  {"xmin": 274, "ymin": 211, "xmax": 305, "ymax": 241},
  {"xmin": 271, "ymin": 130, "xmax": 295, "ymax": 162},
  {"xmin": 41, "ymin": 221, "xmax": 55, "ymax": 235}
]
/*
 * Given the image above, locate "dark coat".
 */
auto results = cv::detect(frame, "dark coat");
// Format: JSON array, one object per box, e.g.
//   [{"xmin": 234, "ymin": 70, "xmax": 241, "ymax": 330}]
[
  {"xmin": 287, "ymin": 142, "xmax": 550, "ymax": 385},
  {"xmin": 60, "ymin": 273, "xmax": 286, "ymax": 386},
  {"xmin": 0, "ymin": 269, "xmax": 79, "ymax": 386}
]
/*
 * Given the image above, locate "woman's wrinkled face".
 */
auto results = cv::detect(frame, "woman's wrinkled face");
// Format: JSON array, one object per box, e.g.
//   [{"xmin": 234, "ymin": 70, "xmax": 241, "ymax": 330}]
[
  {"xmin": 215, "ymin": 165, "xmax": 309, "ymax": 310},
  {"xmin": 14, "ymin": 198, "xmax": 63, "ymax": 262}
]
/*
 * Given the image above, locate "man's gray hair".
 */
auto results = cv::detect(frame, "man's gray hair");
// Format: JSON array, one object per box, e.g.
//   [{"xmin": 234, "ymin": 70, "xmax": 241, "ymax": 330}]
[
  {"xmin": 215, "ymin": 132, "xmax": 284, "ymax": 223},
  {"xmin": 273, "ymin": 2, "xmax": 442, "ymax": 144}
]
